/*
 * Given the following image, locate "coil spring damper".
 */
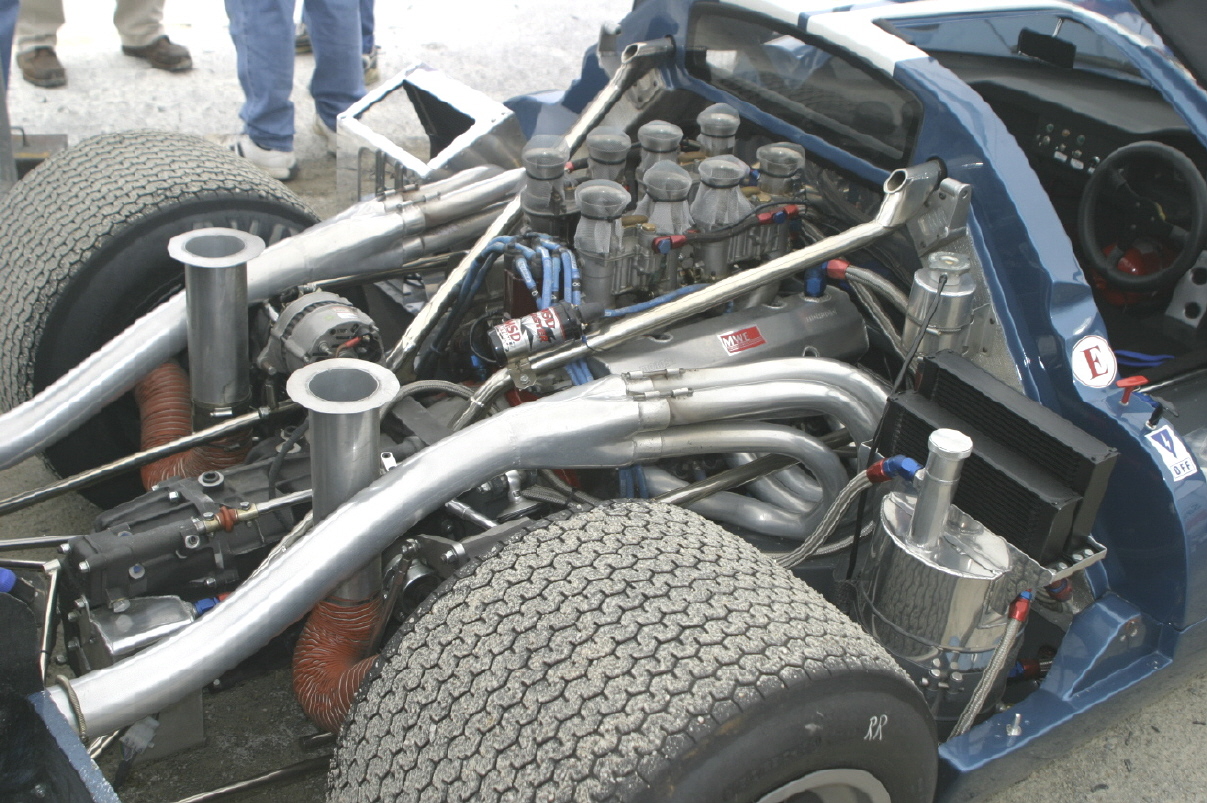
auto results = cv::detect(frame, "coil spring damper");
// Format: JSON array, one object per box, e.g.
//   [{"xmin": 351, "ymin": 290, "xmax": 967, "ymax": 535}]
[
  {"xmin": 287, "ymin": 358, "xmax": 400, "ymax": 732},
  {"xmin": 138, "ymin": 228, "xmax": 265, "ymax": 490}
]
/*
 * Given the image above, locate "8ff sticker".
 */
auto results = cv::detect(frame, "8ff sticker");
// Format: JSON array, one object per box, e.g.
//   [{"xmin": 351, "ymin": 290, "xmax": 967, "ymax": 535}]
[{"xmin": 1147, "ymin": 425, "xmax": 1198, "ymax": 482}]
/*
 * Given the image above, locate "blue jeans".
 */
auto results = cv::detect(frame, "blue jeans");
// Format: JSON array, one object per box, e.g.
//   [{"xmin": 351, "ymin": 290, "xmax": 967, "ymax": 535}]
[
  {"xmin": 225, "ymin": 0, "xmax": 364, "ymax": 152},
  {"xmin": 0, "ymin": 0, "xmax": 18, "ymax": 87},
  {"xmin": 360, "ymin": 0, "xmax": 373, "ymax": 54}
]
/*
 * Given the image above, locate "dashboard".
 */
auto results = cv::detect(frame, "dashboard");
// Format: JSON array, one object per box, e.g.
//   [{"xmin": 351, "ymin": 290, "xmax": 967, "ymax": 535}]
[
  {"xmin": 928, "ymin": 51, "xmax": 1207, "ymax": 365},
  {"xmin": 934, "ymin": 51, "xmax": 1198, "ymax": 186}
]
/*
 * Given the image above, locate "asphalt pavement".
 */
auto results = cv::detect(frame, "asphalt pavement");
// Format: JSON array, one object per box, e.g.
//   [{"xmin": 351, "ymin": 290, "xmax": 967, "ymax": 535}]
[{"xmin": 3, "ymin": 1, "xmax": 1207, "ymax": 801}]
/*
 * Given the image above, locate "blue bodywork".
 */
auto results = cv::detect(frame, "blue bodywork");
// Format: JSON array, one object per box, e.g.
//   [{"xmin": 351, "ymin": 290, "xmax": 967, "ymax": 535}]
[{"xmin": 509, "ymin": 1, "xmax": 1207, "ymax": 799}]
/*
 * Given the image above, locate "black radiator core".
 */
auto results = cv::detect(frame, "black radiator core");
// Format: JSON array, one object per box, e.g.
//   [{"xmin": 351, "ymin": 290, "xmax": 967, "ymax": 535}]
[{"xmin": 876, "ymin": 352, "xmax": 1116, "ymax": 564}]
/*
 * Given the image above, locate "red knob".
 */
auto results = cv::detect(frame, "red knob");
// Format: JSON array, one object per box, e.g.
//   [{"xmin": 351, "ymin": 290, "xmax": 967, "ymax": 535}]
[{"xmin": 1117, "ymin": 375, "xmax": 1148, "ymax": 404}]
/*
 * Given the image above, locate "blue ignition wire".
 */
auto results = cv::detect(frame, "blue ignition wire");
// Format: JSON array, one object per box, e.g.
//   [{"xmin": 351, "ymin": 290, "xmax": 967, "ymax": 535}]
[
  {"xmin": 512, "ymin": 255, "xmax": 539, "ymax": 296},
  {"xmin": 561, "ymin": 249, "xmax": 575, "ymax": 306},
  {"xmin": 454, "ymin": 237, "xmax": 510, "ymax": 307},
  {"xmin": 603, "ymin": 284, "xmax": 708, "ymax": 318},
  {"xmin": 417, "ymin": 249, "xmax": 502, "ymax": 376},
  {"xmin": 549, "ymin": 250, "xmax": 562, "ymax": 304},
  {"xmin": 538, "ymin": 246, "xmax": 556, "ymax": 309},
  {"xmin": 464, "ymin": 251, "xmax": 501, "ymax": 309},
  {"xmin": 563, "ymin": 249, "xmax": 581, "ymax": 305}
]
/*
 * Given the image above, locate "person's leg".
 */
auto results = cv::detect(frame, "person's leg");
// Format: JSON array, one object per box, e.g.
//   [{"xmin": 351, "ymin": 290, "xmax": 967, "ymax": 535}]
[
  {"xmin": 226, "ymin": 0, "xmax": 296, "ymax": 152},
  {"xmin": 13, "ymin": 0, "xmax": 65, "ymax": 87},
  {"xmin": 0, "ymin": 0, "xmax": 19, "ymax": 86},
  {"xmin": 304, "ymin": 0, "xmax": 363, "ymax": 132},
  {"xmin": 112, "ymin": 0, "xmax": 163, "ymax": 48},
  {"xmin": 14, "ymin": 0, "xmax": 63, "ymax": 52},
  {"xmin": 359, "ymin": 0, "xmax": 373, "ymax": 55},
  {"xmin": 115, "ymin": 0, "xmax": 191, "ymax": 70}
]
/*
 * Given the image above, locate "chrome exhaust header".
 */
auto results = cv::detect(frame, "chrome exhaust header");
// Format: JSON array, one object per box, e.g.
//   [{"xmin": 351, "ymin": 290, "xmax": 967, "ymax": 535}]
[{"xmin": 50, "ymin": 355, "xmax": 881, "ymax": 735}]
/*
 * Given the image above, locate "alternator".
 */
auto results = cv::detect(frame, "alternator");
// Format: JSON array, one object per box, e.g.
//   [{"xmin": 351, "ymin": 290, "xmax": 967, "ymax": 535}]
[{"xmin": 258, "ymin": 291, "xmax": 382, "ymax": 375}]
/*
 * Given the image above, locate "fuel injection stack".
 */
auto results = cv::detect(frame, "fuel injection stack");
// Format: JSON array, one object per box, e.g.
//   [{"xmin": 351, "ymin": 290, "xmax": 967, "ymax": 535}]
[{"xmin": 491, "ymin": 105, "xmax": 813, "ymax": 368}]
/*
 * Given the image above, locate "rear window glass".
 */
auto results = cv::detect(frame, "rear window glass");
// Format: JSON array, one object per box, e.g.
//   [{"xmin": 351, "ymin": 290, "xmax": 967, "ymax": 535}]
[{"xmin": 686, "ymin": 4, "xmax": 921, "ymax": 170}]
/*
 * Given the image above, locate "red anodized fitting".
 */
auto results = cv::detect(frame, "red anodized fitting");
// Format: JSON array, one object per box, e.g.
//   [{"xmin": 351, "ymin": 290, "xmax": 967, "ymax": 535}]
[{"xmin": 1008, "ymin": 591, "xmax": 1033, "ymax": 623}]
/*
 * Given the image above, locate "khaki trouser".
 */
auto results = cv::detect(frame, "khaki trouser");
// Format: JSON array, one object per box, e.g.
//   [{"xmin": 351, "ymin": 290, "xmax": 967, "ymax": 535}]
[{"xmin": 16, "ymin": 0, "xmax": 165, "ymax": 51}]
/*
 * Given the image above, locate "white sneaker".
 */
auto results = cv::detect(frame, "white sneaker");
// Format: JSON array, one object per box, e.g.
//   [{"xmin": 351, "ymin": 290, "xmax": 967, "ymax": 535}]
[
  {"xmin": 312, "ymin": 117, "xmax": 338, "ymax": 156},
  {"xmin": 208, "ymin": 133, "xmax": 298, "ymax": 181}
]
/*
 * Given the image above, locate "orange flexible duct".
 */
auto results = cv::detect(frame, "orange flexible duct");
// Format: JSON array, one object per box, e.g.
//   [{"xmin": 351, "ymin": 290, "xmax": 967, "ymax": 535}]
[
  {"xmin": 292, "ymin": 596, "xmax": 383, "ymax": 733},
  {"xmin": 134, "ymin": 361, "xmax": 251, "ymax": 490}
]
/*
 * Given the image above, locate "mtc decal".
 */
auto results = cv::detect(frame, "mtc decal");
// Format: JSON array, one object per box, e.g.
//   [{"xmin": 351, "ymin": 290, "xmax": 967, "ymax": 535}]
[
  {"xmin": 719, "ymin": 326, "xmax": 766, "ymax": 355},
  {"xmin": 1146, "ymin": 425, "xmax": 1198, "ymax": 482},
  {"xmin": 1070, "ymin": 335, "xmax": 1116, "ymax": 388}
]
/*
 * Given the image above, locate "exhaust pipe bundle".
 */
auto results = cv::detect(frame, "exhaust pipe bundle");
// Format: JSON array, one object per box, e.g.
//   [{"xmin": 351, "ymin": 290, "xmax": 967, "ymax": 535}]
[{"xmin": 52, "ymin": 357, "xmax": 886, "ymax": 736}]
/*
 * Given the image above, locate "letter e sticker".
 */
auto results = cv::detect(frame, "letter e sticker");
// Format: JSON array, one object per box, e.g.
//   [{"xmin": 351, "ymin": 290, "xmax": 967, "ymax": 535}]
[
  {"xmin": 1146, "ymin": 424, "xmax": 1198, "ymax": 482},
  {"xmin": 1071, "ymin": 335, "xmax": 1117, "ymax": 388}
]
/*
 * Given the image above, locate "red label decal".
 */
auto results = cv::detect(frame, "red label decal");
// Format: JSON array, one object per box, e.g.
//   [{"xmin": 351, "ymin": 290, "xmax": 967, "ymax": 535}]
[{"xmin": 719, "ymin": 326, "xmax": 767, "ymax": 354}]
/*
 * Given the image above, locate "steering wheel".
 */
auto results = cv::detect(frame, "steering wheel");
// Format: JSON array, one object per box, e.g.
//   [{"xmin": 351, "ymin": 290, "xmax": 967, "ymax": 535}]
[{"xmin": 1077, "ymin": 140, "xmax": 1207, "ymax": 293}]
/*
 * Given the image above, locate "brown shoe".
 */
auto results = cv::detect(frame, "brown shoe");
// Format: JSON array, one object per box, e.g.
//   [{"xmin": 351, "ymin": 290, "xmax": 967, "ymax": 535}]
[
  {"xmin": 122, "ymin": 36, "xmax": 193, "ymax": 72},
  {"xmin": 16, "ymin": 47, "xmax": 66, "ymax": 88}
]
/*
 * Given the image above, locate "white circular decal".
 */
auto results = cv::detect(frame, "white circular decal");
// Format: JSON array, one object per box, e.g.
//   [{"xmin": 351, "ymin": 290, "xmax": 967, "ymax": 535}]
[{"xmin": 1071, "ymin": 335, "xmax": 1117, "ymax": 388}]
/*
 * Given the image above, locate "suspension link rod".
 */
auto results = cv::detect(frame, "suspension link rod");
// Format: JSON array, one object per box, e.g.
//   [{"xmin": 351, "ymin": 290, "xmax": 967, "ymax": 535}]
[{"xmin": 0, "ymin": 403, "xmax": 299, "ymax": 516}]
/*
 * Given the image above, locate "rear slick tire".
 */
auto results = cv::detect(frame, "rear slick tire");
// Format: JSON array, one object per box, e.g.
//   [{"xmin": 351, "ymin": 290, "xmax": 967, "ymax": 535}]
[
  {"xmin": 330, "ymin": 501, "xmax": 937, "ymax": 803},
  {"xmin": 0, "ymin": 131, "xmax": 317, "ymax": 506}
]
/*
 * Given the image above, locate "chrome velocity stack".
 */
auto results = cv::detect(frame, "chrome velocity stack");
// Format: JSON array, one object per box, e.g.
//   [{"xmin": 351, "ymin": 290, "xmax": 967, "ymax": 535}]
[
  {"xmin": 169, "ymin": 228, "xmax": 265, "ymax": 429},
  {"xmin": 286, "ymin": 358, "xmax": 399, "ymax": 598}
]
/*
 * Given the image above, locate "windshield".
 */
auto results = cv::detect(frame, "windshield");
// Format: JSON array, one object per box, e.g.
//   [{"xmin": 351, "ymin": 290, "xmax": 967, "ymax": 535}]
[
  {"xmin": 890, "ymin": 13, "xmax": 1144, "ymax": 83},
  {"xmin": 686, "ymin": 4, "xmax": 921, "ymax": 170}
]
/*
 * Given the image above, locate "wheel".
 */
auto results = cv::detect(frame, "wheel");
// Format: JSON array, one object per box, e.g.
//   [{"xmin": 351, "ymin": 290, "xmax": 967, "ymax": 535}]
[
  {"xmin": 0, "ymin": 131, "xmax": 318, "ymax": 506},
  {"xmin": 330, "ymin": 501, "xmax": 937, "ymax": 803},
  {"xmin": 1077, "ymin": 140, "xmax": 1207, "ymax": 293}
]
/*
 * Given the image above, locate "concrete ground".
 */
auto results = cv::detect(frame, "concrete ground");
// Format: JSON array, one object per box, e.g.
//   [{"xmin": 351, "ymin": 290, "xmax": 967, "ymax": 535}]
[{"xmin": 3, "ymin": 1, "xmax": 1207, "ymax": 801}]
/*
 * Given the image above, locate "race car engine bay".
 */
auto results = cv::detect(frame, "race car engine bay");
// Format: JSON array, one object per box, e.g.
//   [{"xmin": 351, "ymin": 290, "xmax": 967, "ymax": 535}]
[{"xmin": 0, "ymin": 28, "xmax": 1133, "ymax": 797}]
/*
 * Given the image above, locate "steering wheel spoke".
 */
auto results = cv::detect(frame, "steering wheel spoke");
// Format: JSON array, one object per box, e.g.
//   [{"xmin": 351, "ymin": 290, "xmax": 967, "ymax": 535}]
[
  {"xmin": 1101, "ymin": 167, "xmax": 1142, "ymax": 208},
  {"xmin": 1167, "ymin": 223, "xmax": 1190, "ymax": 248}
]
